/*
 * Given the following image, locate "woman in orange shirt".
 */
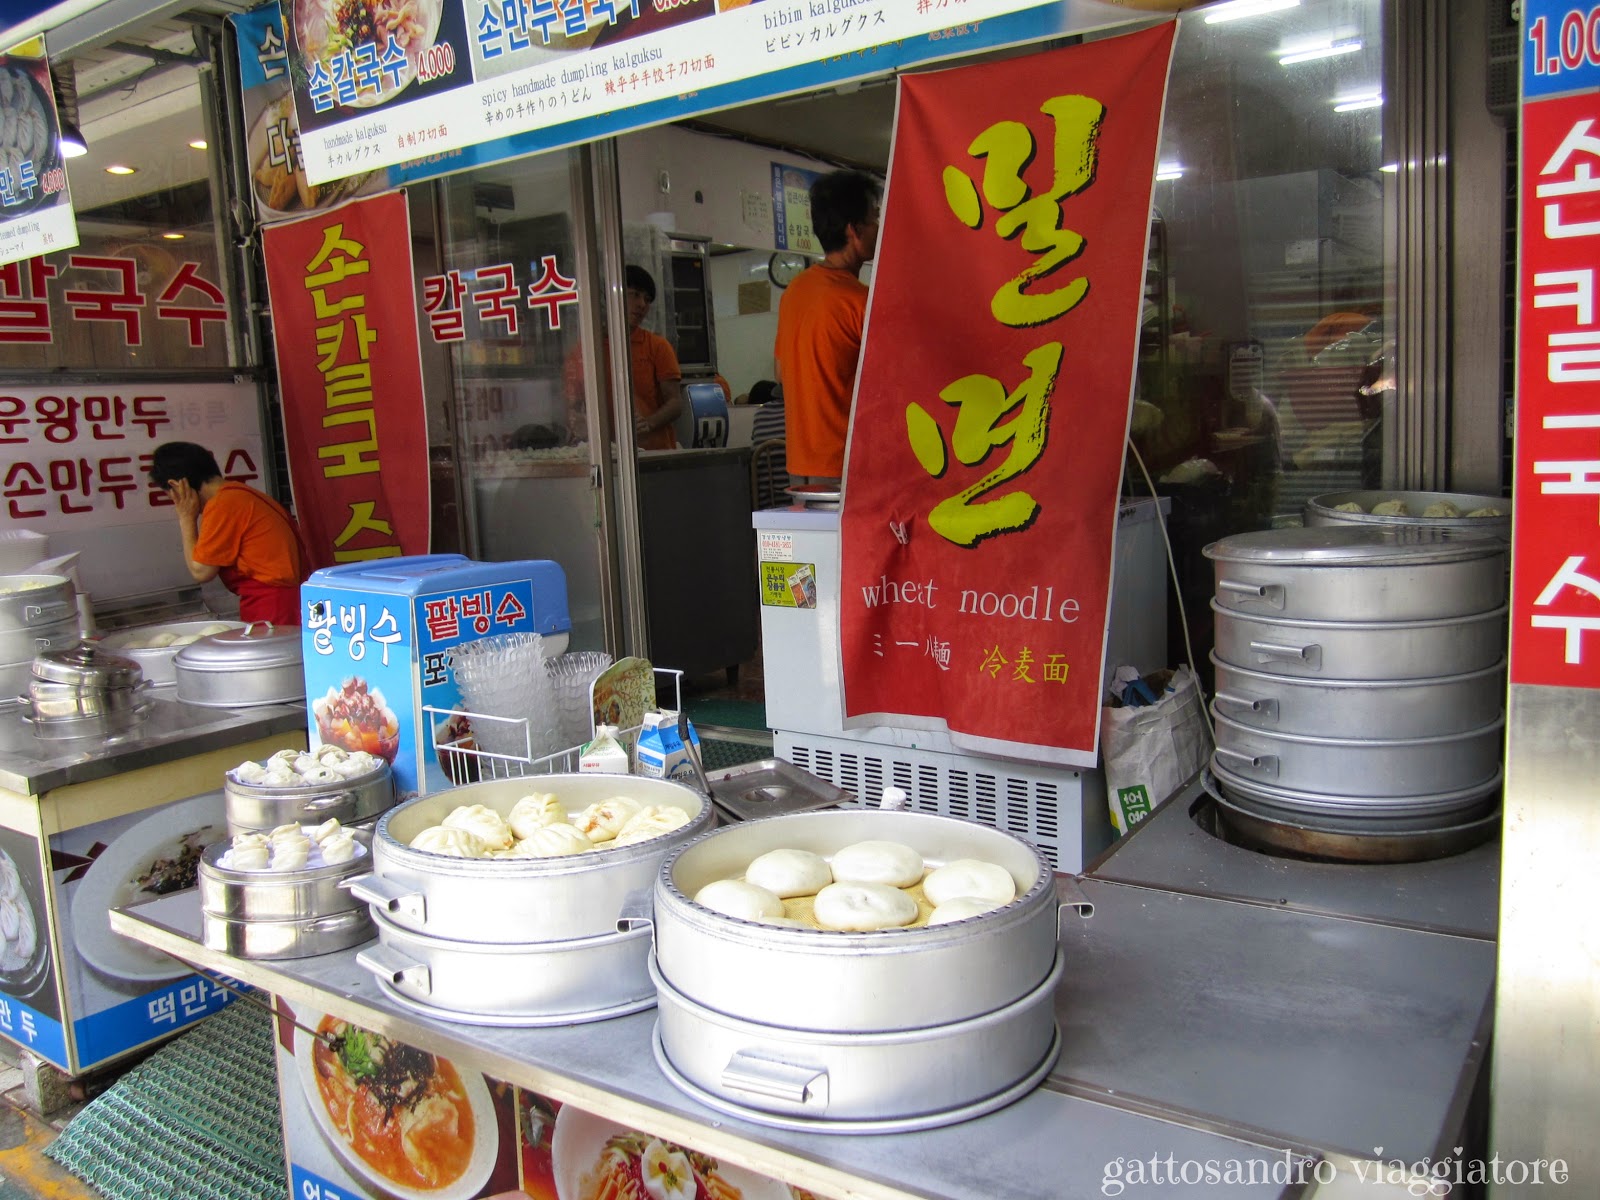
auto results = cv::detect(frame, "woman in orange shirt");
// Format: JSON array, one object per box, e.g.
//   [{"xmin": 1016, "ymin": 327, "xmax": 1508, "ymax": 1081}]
[{"xmin": 148, "ymin": 442, "xmax": 308, "ymax": 626}]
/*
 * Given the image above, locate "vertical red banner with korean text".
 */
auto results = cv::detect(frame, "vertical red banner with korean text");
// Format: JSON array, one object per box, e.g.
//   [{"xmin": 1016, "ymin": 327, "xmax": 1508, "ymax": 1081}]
[
  {"xmin": 840, "ymin": 24, "xmax": 1175, "ymax": 765},
  {"xmin": 1514, "ymin": 90, "xmax": 1600, "ymax": 686},
  {"xmin": 263, "ymin": 191, "xmax": 430, "ymax": 568}
]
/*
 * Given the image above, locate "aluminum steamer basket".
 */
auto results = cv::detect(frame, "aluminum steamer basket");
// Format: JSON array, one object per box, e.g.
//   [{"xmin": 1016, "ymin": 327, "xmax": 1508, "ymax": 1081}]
[
  {"xmin": 225, "ymin": 760, "xmax": 395, "ymax": 836},
  {"xmin": 175, "ymin": 622, "xmax": 305, "ymax": 708},
  {"xmin": 1305, "ymin": 490, "xmax": 1511, "ymax": 540},
  {"xmin": 351, "ymin": 774, "xmax": 710, "ymax": 943},
  {"xmin": 197, "ymin": 832, "xmax": 374, "ymax": 959}
]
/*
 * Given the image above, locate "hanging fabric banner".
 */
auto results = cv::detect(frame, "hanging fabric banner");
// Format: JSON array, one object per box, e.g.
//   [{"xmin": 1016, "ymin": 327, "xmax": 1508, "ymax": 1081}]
[
  {"xmin": 263, "ymin": 191, "xmax": 430, "ymax": 567},
  {"xmin": 839, "ymin": 22, "xmax": 1175, "ymax": 766}
]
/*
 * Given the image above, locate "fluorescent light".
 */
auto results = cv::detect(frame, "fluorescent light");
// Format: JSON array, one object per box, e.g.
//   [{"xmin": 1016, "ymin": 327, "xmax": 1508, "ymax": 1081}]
[
  {"xmin": 1380, "ymin": 162, "xmax": 1400, "ymax": 173},
  {"xmin": 105, "ymin": 164, "xmax": 137, "ymax": 175},
  {"xmin": 1155, "ymin": 162, "xmax": 1185, "ymax": 181},
  {"xmin": 1205, "ymin": 0, "xmax": 1300, "ymax": 24},
  {"xmin": 162, "ymin": 232, "xmax": 186, "ymax": 240},
  {"xmin": 189, "ymin": 139, "xmax": 207, "ymax": 150},
  {"xmin": 1279, "ymin": 37, "xmax": 1362, "ymax": 65},
  {"xmin": 1333, "ymin": 91, "xmax": 1384, "ymax": 112}
]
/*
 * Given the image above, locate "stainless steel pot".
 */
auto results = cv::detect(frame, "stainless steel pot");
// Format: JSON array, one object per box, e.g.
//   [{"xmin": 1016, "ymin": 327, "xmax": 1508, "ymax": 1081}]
[
  {"xmin": 1306, "ymin": 490, "xmax": 1511, "ymax": 540},
  {"xmin": 224, "ymin": 761, "xmax": 395, "ymax": 836},
  {"xmin": 650, "ymin": 951, "xmax": 1062, "ymax": 1130},
  {"xmin": 356, "ymin": 909, "xmax": 654, "ymax": 1024},
  {"xmin": 198, "ymin": 831, "xmax": 373, "ymax": 920},
  {"xmin": 26, "ymin": 642, "xmax": 146, "ymax": 718},
  {"xmin": 0, "ymin": 575, "xmax": 76, "ymax": 632},
  {"xmin": 0, "ymin": 615, "xmax": 80, "ymax": 664},
  {"xmin": 174, "ymin": 622, "xmax": 304, "ymax": 708},
  {"xmin": 200, "ymin": 908, "xmax": 372, "ymax": 960},
  {"xmin": 353, "ymin": 774, "xmax": 710, "ymax": 944},
  {"xmin": 653, "ymin": 809, "xmax": 1063, "ymax": 1034},
  {"xmin": 1208, "ymin": 759, "xmax": 1501, "ymax": 833},
  {"xmin": 1210, "ymin": 652, "xmax": 1505, "ymax": 739},
  {"xmin": 1205, "ymin": 527, "xmax": 1506, "ymax": 622},
  {"xmin": 1211, "ymin": 601, "xmax": 1508, "ymax": 680},
  {"xmin": 99, "ymin": 620, "xmax": 244, "ymax": 686},
  {"xmin": 1211, "ymin": 708, "xmax": 1504, "ymax": 798}
]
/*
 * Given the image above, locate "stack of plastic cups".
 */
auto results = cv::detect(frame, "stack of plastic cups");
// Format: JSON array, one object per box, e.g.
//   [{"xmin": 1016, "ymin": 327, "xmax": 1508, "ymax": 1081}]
[
  {"xmin": 451, "ymin": 633, "xmax": 560, "ymax": 762},
  {"xmin": 546, "ymin": 651, "xmax": 614, "ymax": 751}
]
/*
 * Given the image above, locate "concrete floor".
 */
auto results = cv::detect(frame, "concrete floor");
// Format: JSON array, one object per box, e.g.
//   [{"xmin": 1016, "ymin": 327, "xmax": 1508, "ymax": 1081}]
[{"xmin": 0, "ymin": 1061, "xmax": 97, "ymax": 1200}]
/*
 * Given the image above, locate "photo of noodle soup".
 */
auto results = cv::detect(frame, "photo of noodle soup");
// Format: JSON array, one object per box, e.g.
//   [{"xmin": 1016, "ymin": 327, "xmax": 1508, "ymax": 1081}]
[{"xmin": 300, "ymin": 1015, "xmax": 497, "ymax": 1199}]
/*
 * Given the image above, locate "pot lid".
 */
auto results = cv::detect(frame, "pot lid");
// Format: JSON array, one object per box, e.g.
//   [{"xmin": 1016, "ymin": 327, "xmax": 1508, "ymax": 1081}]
[
  {"xmin": 32, "ymin": 641, "xmax": 143, "ymax": 688},
  {"xmin": 174, "ymin": 621, "xmax": 304, "ymax": 670},
  {"xmin": 1203, "ymin": 526, "xmax": 1506, "ymax": 567}
]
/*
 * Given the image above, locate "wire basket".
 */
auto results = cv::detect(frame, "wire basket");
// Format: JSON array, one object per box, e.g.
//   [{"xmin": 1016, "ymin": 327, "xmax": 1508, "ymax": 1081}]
[{"xmin": 427, "ymin": 668, "xmax": 684, "ymax": 783}]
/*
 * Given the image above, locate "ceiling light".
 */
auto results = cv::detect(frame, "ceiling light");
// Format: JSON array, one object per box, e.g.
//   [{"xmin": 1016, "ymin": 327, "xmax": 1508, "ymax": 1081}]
[
  {"xmin": 1380, "ymin": 162, "xmax": 1401, "ymax": 173},
  {"xmin": 189, "ymin": 139, "xmax": 207, "ymax": 150},
  {"xmin": 1279, "ymin": 37, "xmax": 1362, "ymax": 65},
  {"xmin": 1205, "ymin": 0, "xmax": 1300, "ymax": 24},
  {"xmin": 162, "ymin": 232, "xmax": 186, "ymax": 240},
  {"xmin": 1333, "ymin": 91, "xmax": 1384, "ymax": 112},
  {"xmin": 1155, "ymin": 162, "xmax": 1185, "ymax": 182},
  {"xmin": 58, "ymin": 121, "xmax": 87, "ymax": 158},
  {"xmin": 105, "ymin": 165, "xmax": 137, "ymax": 175}
]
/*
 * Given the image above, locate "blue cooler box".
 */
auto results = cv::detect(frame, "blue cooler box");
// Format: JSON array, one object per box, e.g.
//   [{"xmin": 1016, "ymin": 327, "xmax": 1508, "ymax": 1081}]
[{"xmin": 301, "ymin": 555, "xmax": 571, "ymax": 799}]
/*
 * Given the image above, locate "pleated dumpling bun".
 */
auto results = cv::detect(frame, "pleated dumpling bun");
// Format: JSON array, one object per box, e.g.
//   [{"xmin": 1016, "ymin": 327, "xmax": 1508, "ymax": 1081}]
[
  {"xmin": 320, "ymin": 833, "xmax": 360, "ymax": 865},
  {"xmin": 1422, "ymin": 500, "xmax": 1462, "ymax": 519},
  {"xmin": 519, "ymin": 823, "xmax": 594, "ymax": 857},
  {"xmin": 1370, "ymin": 499, "xmax": 1409, "ymax": 516},
  {"xmin": 744, "ymin": 848, "xmax": 831, "ymax": 898},
  {"xmin": 611, "ymin": 805, "xmax": 692, "ymax": 846},
  {"xmin": 297, "ymin": 767, "xmax": 343, "ymax": 787},
  {"xmin": 314, "ymin": 743, "xmax": 349, "ymax": 764},
  {"xmin": 268, "ymin": 749, "xmax": 302, "ymax": 768},
  {"xmin": 229, "ymin": 843, "xmax": 270, "ymax": 871},
  {"xmin": 828, "ymin": 840, "xmax": 925, "ymax": 889},
  {"xmin": 232, "ymin": 760, "xmax": 269, "ymax": 785},
  {"xmin": 574, "ymin": 796, "xmax": 643, "ymax": 844},
  {"xmin": 411, "ymin": 826, "xmax": 490, "ymax": 858},
  {"xmin": 442, "ymin": 804, "xmax": 514, "ymax": 851},
  {"xmin": 261, "ymin": 767, "xmax": 298, "ymax": 788},
  {"xmin": 291, "ymin": 753, "xmax": 321, "ymax": 775},
  {"xmin": 1332, "ymin": 501, "xmax": 1365, "ymax": 514},
  {"xmin": 508, "ymin": 793, "xmax": 568, "ymax": 841}
]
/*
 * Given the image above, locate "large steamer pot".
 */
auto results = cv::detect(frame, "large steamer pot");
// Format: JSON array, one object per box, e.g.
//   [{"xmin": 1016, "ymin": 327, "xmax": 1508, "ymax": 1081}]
[
  {"xmin": 652, "ymin": 809, "xmax": 1062, "ymax": 1035},
  {"xmin": 198, "ymin": 832, "xmax": 372, "ymax": 921},
  {"xmin": 353, "ymin": 774, "xmax": 710, "ymax": 943},
  {"xmin": 225, "ymin": 761, "xmax": 395, "ymax": 836},
  {"xmin": 201, "ymin": 909, "xmax": 372, "ymax": 960},
  {"xmin": 0, "ymin": 615, "xmax": 80, "ymax": 665},
  {"xmin": 174, "ymin": 622, "xmax": 304, "ymax": 708},
  {"xmin": 651, "ymin": 951, "xmax": 1062, "ymax": 1130},
  {"xmin": 0, "ymin": 575, "xmax": 76, "ymax": 633},
  {"xmin": 1204, "ymin": 527, "xmax": 1506, "ymax": 623},
  {"xmin": 99, "ymin": 620, "xmax": 244, "ymax": 686},
  {"xmin": 1210, "ymin": 652, "xmax": 1506, "ymax": 739},
  {"xmin": 1211, "ymin": 708, "xmax": 1504, "ymax": 798},
  {"xmin": 1211, "ymin": 601, "xmax": 1507, "ymax": 680},
  {"xmin": 357, "ymin": 911, "xmax": 654, "ymax": 1025},
  {"xmin": 1306, "ymin": 490, "xmax": 1511, "ymax": 540},
  {"xmin": 1208, "ymin": 759, "xmax": 1502, "ymax": 833}
]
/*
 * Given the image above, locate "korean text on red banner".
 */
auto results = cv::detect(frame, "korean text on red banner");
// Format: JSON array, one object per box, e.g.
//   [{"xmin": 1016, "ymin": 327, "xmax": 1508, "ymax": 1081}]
[{"xmin": 840, "ymin": 23, "xmax": 1176, "ymax": 765}]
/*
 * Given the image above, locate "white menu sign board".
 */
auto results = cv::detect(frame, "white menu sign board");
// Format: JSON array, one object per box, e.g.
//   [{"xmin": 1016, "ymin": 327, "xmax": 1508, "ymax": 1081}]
[{"xmin": 0, "ymin": 39, "xmax": 79, "ymax": 269}]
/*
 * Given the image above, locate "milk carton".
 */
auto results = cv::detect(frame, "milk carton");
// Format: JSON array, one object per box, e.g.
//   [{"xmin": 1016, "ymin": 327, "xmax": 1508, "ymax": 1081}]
[
  {"xmin": 634, "ymin": 711, "xmax": 701, "ymax": 781},
  {"xmin": 579, "ymin": 725, "xmax": 630, "ymax": 775}
]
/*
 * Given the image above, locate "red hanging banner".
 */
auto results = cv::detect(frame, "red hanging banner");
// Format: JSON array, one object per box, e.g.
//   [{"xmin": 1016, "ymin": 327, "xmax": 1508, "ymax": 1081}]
[
  {"xmin": 840, "ymin": 23, "xmax": 1175, "ymax": 766},
  {"xmin": 263, "ymin": 191, "xmax": 430, "ymax": 568}
]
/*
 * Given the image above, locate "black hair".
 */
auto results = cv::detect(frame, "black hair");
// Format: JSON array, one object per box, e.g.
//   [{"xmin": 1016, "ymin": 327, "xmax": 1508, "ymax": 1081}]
[
  {"xmin": 748, "ymin": 380, "xmax": 780, "ymax": 406},
  {"xmin": 148, "ymin": 442, "xmax": 222, "ymax": 490},
  {"xmin": 809, "ymin": 170, "xmax": 881, "ymax": 253},
  {"xmin": 624, "ymin": 264, "xmax": 656, "ymax": 303}
]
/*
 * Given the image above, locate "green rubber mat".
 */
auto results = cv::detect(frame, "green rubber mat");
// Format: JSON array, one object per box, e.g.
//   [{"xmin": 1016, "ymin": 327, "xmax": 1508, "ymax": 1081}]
[
  {"xmin": 700, "ymin": 736, "xmax": 774, "ymax": 770},
  {"xmin": 47, "ymin": 999, "xmax": 286, "ymax": 1200},
  {"xmin": 684, "ymin": 696, "xmax": 768, "ymax": 732}
]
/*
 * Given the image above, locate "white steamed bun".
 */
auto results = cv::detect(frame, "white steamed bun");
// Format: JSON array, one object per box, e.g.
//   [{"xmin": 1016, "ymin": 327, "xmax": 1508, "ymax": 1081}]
[
  {"xmin": 320, "ymin": 833, "xmax": 360, "ymax": 865},
  {"xmin": 921, "ymin": 859, "xmax": 1017, "ymax": 908},
  {"xmin": 828, "ymin": 840, "xmax": 925, "ymax": 888},
  {"xmin": 574, "ymin": 797, "xmax": 643, "ymax": 843},
  {"xmin": 745, "ymin": 848, "xmax": 832, "ymax": 898},
  {"xmin": 928, "ymin": 896, "xmax": 1003, "ymax": 925},
  {"xmin": 232, "ymin": 761, "xmax": 269, "ymax": 785},
  {"xmin": 694, "ymin": 879, "xmax": 785, "ymax": 921},
  {"xmin": 442, "ymin": 804, "xmax": 514, "ymax": 851},
  {"xmin": 612, "ymin": 806, "xmax": 692, "ymax": 846},
  {"xmin": 519, "ymin": 823, "xmax": 594, "ymax": 857},
  {"xmin": 411, "ymin": 826, "xmax": 490, "ymax": 858},
  {"xmin": 508, "ymin": 794, "xmax": 567, "ymax": 840},
  {"xmin": 813, "ymin": 882, "xmax": 918, "ymax": 931}
]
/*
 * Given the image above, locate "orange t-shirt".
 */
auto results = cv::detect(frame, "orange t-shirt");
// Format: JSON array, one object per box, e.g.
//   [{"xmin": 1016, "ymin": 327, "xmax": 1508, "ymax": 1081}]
[
  {"xmin": 774, "ymin": 264, "xmax": 868, "ymax": 478},
  {"xmin": 631, "ymin": 327, "xmax": 682, "ymax": 451},
  {"xmin": 193, "ymin": 482, "xmax": 305, "ymax": 588}
]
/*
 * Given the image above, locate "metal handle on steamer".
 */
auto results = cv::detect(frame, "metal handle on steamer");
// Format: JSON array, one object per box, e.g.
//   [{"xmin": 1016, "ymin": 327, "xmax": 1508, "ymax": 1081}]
[
  {"xmin": 1213, "ymin": 745, "xmax": 1280, "ymax": 778},
  {"xmin": 1213, "ymin": 691, "xmax": 1279, "ymax": 723},
  {"xmin": 1248, "ymin": 640, "xmax": 1321, "ymax": 670},
  {"xmin": 342, "ymin": 873, "xmax": 427, "ymax": 921},
  {"xmin": 615, "ymin": 888, "xmax": 654, "ymax": 934},
  {"xmin": 721, "ymin": 1050, "xmax": 829, "ymax": 1109},
  {"xmin": 301, "ymin": 790, "xmax": 358, "ymax": 817},
  {"xmin": 22, "ymin": 600, "xmax": 74, "ymax": 626},
  {"xmin": 1055, "ymin": 875, "xmax": 1095, "ymax": 937},
  {"xmin": 1217, "ymin": 579, "xmax": 1285, "ymax": 610},
  {"xmin": 356, "ymin": 944, "xmax": 432, "ymax": 995}
]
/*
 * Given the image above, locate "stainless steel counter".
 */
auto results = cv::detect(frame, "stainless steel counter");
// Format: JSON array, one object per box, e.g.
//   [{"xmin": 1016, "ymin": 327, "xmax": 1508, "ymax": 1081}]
[
  {"xmin": 1088, "ymin": 787, "xmax": 1501, "ymax": 940},
  {"xmin": 114, "ymin": 871, "xmax": 1495, "ymax": 1199},
  {"xmin": 0, "ymin": 692, "xmax": 305, "ymax": 795}
]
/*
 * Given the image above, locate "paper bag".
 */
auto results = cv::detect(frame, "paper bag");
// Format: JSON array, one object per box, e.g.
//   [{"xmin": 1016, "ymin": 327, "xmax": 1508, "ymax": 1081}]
[{"xmin": 1101, "ymin": 665, "xmax": 1211, "ymax": 836}]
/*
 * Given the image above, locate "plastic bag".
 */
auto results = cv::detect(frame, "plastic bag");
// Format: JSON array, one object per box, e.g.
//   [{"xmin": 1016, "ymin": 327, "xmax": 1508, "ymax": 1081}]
[{"xmin": 1100, "ymin": 665, "xmax": 1211, "ymax": 836}]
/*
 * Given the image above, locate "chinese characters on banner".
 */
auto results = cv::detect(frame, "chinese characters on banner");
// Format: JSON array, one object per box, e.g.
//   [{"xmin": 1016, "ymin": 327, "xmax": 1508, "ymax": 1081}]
[
  {"xmin": 840, "ymin": 23, "xmax": 1175, "ymax": 766},
  {"xmin": 262, "ymin": 191, "xmax": 430, "ymax": 568},
  {"xmin": 1514, "ymin": 49, "xmax": 1600, "ymax": 684},
  {"xmin": 0, "ymin": 39, "xmax": 79, "ymax": 269}
]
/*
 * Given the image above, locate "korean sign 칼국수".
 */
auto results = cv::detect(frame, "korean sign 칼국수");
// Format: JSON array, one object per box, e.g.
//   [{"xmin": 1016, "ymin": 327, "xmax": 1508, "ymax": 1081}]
[{"xmin": 839, "ymin": 23, "xmax": 1176, "ymax": 766}]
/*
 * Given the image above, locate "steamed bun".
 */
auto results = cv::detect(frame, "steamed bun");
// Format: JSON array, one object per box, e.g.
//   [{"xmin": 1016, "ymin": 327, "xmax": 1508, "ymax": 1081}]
[
  {"xmin": 1332, "ymin": 501, "xmax": 1365, "ymax": 514},
  {"xmin": 745, "ymin": 848, "xmax": 831, "ymax": 898},
  {"xmin": 813, "ymin": 882, "xmax": 918, "ymax": 931},
  {"xmin": 508, "ymin": 794, "xmax": 567, "ymax": 840},
  {"xmin": 411, "ymin": 826, "xmax": 490, "ymax": 858},
  {"xmin": 922, "ymin": 859, "xmax": 1017, "ymax": 908},
  {"xmin": 574, "ymin": 797, "xmax": 643, "ymax": 843},
  {"xmin": 693, "ymin": 879, "xmax": 785, "ymax": 921},
  {"xmin": 1421, "ymin": 501, "xmax": 1461, "ymax": 518},
  {"xmin": 442, "ymin": 804, "xmax": 514, "ymax": 851},
  {"xmin": 518, "ymin": 823, "xmax": 594, "ymax": 857},
  {"xmin": 829, "ymin": 840, "xmax": 925, "ymax": 888},
  {"xmin": 612, "ymin": 805, "xmax": 692, "ymax": 846},
  {"xmin": 1370, "ymin": 499, "xmax": 1409, "ymax": 516},
  {"xmin": 928, "ymin": 896, "xmax": 1004, "ymax": 925}
]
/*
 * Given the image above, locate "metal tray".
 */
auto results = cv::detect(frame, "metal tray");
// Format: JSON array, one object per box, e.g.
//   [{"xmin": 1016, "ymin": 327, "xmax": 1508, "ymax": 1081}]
[{"xmin": 707, "ymin": 757, "xmax": 853, "ymax": 822}]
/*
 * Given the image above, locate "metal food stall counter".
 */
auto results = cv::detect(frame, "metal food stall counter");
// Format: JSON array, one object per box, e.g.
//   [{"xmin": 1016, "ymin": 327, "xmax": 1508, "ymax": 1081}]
[
  {"xmin": 0, "ymin": 693, "xmax": 305, "ymax": 1074},
  {"xmin": 112, "ymin": 862, "xmax": 1495, "ymax": 1200}
]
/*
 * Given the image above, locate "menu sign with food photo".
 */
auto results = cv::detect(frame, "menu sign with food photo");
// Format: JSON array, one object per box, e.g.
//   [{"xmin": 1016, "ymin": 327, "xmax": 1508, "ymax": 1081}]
[
  {"xmin": 0, "ymin": 38, "xmax": 78, "ymax": 270},
  {"xmin": 46, "ymin": 792, "xmax": 238, "ymax": 1071},
  {"xmin": 0, "ymin": 823, "xmax": 67, "ymax": 1067},
  {"xmin": 273, "ymin": 1001, "xmax": 519, "ymax": 1200},
  {"xmin": 839, "ymin": 23, "xmax": 1176, "ymax": 766}
]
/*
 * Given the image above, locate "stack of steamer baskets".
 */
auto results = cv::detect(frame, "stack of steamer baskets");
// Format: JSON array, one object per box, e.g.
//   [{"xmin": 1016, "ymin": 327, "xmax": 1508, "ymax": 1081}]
[
  {"xmin": 346, "ymin": 775, "xmax": 711, "ymax": 1026},
  {"xmin": 647, "ymin": 808, "xmax": 1078, "ymax": 1133},
  {"xmin": 1203, "ymin": 525, "xmax": 1508, "ymax": 861}
]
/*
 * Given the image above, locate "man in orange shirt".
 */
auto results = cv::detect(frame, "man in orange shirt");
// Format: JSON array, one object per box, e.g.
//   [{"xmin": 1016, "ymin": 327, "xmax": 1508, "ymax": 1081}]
[
  {"xmin": 564, "ymin": 265, "xmax": 685, "ymax": 449},
  {"xmin": 149, "ymin": 442, "xmax": 307, "ymax": 626},
  {"xmin": 774, "ymin": 170, "xmax": 881, "ymax": 483}
]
